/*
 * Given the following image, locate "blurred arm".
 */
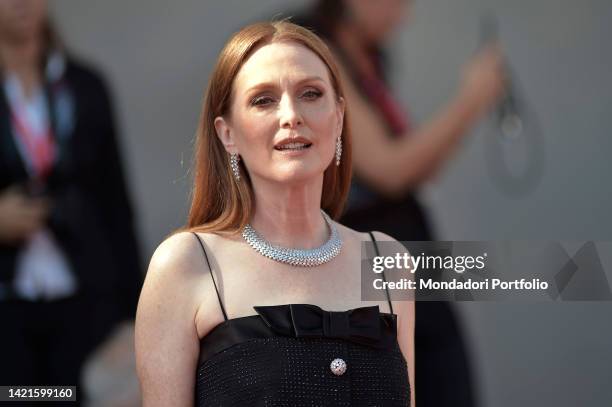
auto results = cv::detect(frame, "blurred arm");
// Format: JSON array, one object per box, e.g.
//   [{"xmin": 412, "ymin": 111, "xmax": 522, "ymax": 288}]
[{"xmin": 340, "ymin": 44, "xmax": 505, "ymax": 198}]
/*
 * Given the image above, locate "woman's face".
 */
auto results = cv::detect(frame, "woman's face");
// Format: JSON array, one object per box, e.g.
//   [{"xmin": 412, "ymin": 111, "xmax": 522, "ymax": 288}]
[
  {"xmin": 345, "ymin": 0, "xmax": 410, "ymax": 44},
  {"xmin": 215, "ymin": 41, "xmax": 344, "ymax": 186},
  {"xmin": 0, "ymin": 0, "xmax": 47, "ymax": 43}
]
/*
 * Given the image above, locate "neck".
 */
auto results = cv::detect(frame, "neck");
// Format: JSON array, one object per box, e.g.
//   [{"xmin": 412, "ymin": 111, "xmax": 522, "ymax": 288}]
[
  {"xmin": 0, "ymin": 36, "xmax": 43, "ymax": 98},
  {"xmin": 249, "ymin": 175, "xmax": 329, "ymax": 249}
]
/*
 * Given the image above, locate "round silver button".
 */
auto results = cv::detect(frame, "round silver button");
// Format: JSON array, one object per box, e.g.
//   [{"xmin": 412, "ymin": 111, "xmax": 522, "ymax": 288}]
[{"xmin": 330, "ymin": 358, "xmax": 347, "ymax": 376}]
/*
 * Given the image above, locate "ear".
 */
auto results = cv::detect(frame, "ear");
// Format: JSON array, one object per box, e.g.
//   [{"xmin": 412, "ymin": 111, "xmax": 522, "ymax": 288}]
[
  {"xmin": 335, "ymin": 96, "xmax": 346, "ymax": 137},
  {"xmin": 214, "ymin": 116, "xmax": 239, "ymax": 154}
]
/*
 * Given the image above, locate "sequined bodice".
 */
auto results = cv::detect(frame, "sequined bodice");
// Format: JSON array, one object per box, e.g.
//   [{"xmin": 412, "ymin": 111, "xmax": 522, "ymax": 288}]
[{"xmin": 195, "ymin": 304, "xmax": 410, "ymax": 406}]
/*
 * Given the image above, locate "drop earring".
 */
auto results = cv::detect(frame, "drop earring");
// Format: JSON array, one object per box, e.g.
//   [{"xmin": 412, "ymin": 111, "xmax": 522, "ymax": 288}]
[
  {"xmin": 335, "ymin": 136, "xmax": 342, "ymax": 166},
  {"xmin": 230, "ymin": 153, "xmax": 240, "ymax": 181}
]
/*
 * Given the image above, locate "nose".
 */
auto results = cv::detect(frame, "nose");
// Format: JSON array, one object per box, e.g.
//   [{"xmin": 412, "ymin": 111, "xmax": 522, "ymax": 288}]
[{"xmin": 278, "ymin": 94, "xmax": 303, "ymax": 129}]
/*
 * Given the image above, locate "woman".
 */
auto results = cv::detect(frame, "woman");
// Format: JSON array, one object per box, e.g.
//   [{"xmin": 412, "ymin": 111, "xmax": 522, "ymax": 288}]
[
  {"xmin": 293, "ymin": 1, "xmax": 506, "ymax": 406},
  {"xmin": 135, "ymin": 21, "xmax": 414, "ymax": 406},
  {"xmin": 0, "ymin": 0, "xmax": 142, "ymax": 402}
]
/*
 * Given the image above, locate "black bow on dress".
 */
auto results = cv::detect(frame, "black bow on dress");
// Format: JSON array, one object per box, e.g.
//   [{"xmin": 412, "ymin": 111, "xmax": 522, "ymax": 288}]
[{"xmin": 253, "ymin": 304, "xmax": 396, "ymax": 349}]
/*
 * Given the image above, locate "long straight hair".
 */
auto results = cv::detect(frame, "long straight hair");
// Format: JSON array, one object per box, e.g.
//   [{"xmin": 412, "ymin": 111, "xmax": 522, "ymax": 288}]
[{"xmin": 185, "ymin": 21, "xmax": 353, "ymax": 234}]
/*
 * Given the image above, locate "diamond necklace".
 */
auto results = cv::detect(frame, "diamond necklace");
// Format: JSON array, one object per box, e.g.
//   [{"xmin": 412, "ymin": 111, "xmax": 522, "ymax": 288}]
[{"xmin": 242, "ymin": 210, "xmax": 342, "ymax": 267}]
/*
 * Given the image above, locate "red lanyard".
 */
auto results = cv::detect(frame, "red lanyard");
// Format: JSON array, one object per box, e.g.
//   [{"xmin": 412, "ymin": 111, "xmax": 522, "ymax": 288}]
[
  {"xmin": 360, "ymin": 73, "xmax": 411, "ymax": 136},
  {"xmin": 10, "ymin": 107, "xmax": 56, "ymax": 179}
]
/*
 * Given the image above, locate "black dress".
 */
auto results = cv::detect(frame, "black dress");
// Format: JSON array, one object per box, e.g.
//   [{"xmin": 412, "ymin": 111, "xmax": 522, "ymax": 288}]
[{"xmin": 192, "ymin": 232, "xmax": 411, "ymax": 406}]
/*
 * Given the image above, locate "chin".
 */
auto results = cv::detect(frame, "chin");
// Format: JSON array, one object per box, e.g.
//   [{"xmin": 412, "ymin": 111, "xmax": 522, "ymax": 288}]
[{"xmin": 272, "ymin": 162, "xmax": 326, "ymax": 185}]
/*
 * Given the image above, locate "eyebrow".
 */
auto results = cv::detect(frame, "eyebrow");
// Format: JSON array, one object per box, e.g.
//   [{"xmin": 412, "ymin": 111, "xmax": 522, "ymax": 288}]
[{"xmin": 244, "ymin": 75, "xmax": 327, "ymax": 94}]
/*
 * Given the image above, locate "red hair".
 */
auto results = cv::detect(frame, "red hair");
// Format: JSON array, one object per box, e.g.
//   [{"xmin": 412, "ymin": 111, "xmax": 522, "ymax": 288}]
[{"xmin": 184, "ymin": 20, "xmax": 352, "ymax": 234}]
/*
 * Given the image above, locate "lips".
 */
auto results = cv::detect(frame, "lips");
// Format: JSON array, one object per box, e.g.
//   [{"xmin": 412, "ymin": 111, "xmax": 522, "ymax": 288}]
[
  {"xmin": 274, "ymin": 137, "xmax": 313, "ymax": 151},
  {"xmin": 275, "ymin": 142, "xmax": 312, "ymax": 151}
]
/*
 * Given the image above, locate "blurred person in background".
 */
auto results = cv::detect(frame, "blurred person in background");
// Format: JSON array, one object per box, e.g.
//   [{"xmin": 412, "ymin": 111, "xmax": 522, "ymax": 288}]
[
  {"xmin": 0, "ymin": 0, "xmax": 142, "ymax": 403},
  {"xmin": 293, "ymin": 0, "xmax": 507, "ymax": 406}
]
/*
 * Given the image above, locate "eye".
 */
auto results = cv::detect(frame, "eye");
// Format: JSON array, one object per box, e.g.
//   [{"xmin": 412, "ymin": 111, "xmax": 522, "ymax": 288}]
[
  {"xmin": 300, "ymin": 88, "xmax": 323, "ymax": 100},
  {"xmin": 250, "ymin": 95, "xmax": 275, "ymax": 107}
]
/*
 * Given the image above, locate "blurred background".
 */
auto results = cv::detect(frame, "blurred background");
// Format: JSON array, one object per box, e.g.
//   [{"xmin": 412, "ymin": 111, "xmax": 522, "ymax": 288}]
[{"xmin": 3, "ymin": 0, "xmax": 610, "ymax": 405}]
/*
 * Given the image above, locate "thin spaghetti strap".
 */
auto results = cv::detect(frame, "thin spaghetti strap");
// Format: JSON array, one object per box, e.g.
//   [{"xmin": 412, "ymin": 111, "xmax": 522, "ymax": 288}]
[
  {"xmin": 367, "ymin": 231, "xmax": 394, "ymax": 315},
  {"xmin": 192, "ymin": 232, "xmax": 229, "ymax": 321}
]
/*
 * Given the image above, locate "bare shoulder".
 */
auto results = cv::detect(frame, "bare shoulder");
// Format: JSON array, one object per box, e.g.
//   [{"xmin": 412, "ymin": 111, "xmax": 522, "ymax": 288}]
[
  {"xmin": 334, "ymin": 222, "xmax": 363, "ymax": 243},
  {"xmin": 334, "ymin": 223, "xmax": 404, "ymax": 249},
  {"xmin": 370, "ymin": 230, "xmax": 411, "ymax": 256},
  {"xmin": 333, "ymin": 223, "xmax": 397, "ymax": 243},
  {"xmin": 334, "ymin": 224, "xmax": 407, "ymax": 253},
  {"xmin": 368, "ymin": 230, "xmax": 397, "ymax": 242},
  {"xmin": 333, "ymin": 224, "xmax": 410, "ymax": 265},
  {"xmin": 137, "ymin": 231, "xmax": 212, "ymax": 323},
  {"xmin": 147, "ymin": 231, "xmax": 205, "ymax": 283},
  {"xmin": 143, "ymin": 230, "xmax": 243, "ymax": 309},
  {"xmin": 136, "ymin": 230, "xmax": 206, "ymax": 405},
  {"xmin": 139, "ymin": 230, "xmax": 229, "ymax": 321}
]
